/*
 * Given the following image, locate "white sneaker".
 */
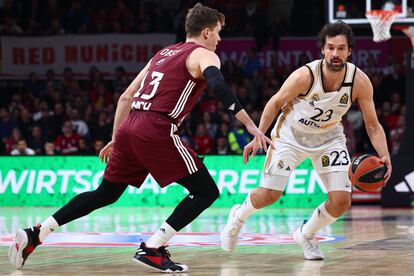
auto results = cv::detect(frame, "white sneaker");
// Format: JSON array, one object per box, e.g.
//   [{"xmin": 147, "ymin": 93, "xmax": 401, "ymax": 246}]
[
  {"xmin": 293, "ymin": 224, "xmax": 324, "ymax": 260},
  {"xmin": 220, "ymin": 204, "xmax": 244, "ymax": 252}
]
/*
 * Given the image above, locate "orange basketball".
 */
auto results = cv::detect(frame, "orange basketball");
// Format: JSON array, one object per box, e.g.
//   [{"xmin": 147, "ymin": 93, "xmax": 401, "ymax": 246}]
[{"xmin": 348, "ymin": 154, "xmax": 386, "ymax": 192}]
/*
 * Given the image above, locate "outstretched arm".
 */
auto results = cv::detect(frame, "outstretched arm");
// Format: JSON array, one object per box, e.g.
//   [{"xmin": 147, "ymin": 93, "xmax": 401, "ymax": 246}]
[
  {"xmin": 354, "ymin": 69, "xmax": 392, "ymax": 183},
  {"xmin": 190, "ymin": 48, "xmax": 273, "ymax": 152}
]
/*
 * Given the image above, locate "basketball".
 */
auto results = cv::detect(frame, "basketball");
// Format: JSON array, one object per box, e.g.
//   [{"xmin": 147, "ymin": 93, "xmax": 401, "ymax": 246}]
[{"xmin": 348, "ymin": 154, "xmax": 387, "ymax": 191}]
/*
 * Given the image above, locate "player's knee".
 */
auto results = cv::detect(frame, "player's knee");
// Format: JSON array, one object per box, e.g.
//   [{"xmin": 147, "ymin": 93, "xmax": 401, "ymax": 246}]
[
  {"xmin": 204, "ymin": 184, "xmax": 219, "ymax": 206},
  {"xmin": 330, "ymin": 195, "xmax": 351, "ymax": 213}
]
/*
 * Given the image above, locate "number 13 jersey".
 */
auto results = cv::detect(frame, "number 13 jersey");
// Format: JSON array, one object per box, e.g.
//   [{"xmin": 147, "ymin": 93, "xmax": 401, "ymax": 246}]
[
  {"xmin": 131, "ymin": 42, "xmax": 207, "ymax": 123},
  {"xmin": 282, "ymin": 59, "xmax": 356, "ymax": 135}
]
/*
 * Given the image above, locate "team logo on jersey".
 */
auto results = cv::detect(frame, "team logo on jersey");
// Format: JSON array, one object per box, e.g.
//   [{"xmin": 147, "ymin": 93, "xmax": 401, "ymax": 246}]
[
  {"xmin": 339, "ymin": 93, "xmax": 349, "ymax": 104},
  {"xmin": 311, "ymin": 94, "xmax": 320, "ymax": 101},
  {"xmin": 277, "ymin": 160, "xmax": 284, "ymax": 169},
  {"xmin": 321, "ymin": 155, "xmax": 330, "ymax": 167}
]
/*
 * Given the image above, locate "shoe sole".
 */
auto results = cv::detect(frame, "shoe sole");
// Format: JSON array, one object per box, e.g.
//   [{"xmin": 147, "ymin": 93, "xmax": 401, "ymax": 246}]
[
  {"xmin": 220, "ymin": 204, "xmax": 241, "ymax": 252},
  {"xmin": 9, "ymin": 230, "xmax": 28, "ymax": 270},
  {"xmin": 132, "ymin": 257, "xmax": 188, "ymax": 273},
  {"xmin": 293, "ymin": 229, "xmax": 324, "ymax": 260}
]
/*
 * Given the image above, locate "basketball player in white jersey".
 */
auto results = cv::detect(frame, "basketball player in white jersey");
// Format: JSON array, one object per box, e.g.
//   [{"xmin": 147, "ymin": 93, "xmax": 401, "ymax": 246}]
[{"xmin": 221, "ymin": 21, "xmax": 392, "ymax": 260}]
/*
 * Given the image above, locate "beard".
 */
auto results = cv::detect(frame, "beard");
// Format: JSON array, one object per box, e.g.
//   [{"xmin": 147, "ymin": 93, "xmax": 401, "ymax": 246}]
[{"xmin": 326, "ymin": 58, "xmax": 346, "ymax": 72}]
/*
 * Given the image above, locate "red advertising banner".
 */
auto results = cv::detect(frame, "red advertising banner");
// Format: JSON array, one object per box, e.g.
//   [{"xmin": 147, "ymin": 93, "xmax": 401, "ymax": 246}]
[
  {"xmin": 1, "ymin": 35, "xmax": 411, "ymax": 76},
  {"xmin": 1, "ymin": 34, "xmax": 175, "ymax": 76}
]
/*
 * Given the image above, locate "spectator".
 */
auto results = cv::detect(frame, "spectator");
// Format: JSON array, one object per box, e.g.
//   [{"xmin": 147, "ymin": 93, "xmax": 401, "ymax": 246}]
[
  {"xmin": 5, "ymin": 128, "xmax": 22, "ymax": 154},
  {"xmin": 44, "ymin": 142, "xmax": 57, "ymax": 155},
  {"xmin": 78, "ymin": 138, "xmax": 92, "ymax": 155},
  {"xmin": 0, "ymin": 16, "xmax": 23, "ymax": 35},
  {"xmin": 11, "ymin": 139, "xmax": 35, "ymax": 156},
  {"xmin": 212, "ymin": 136, "xmax": 231, "ymax": 155},
  {"xmin": 28, "ymin": 126, "xmax": 45, "ymax": 155},
  {"xmin": 55, "ymin": 121, "xmax": 80, "ymax": 155},
  {"xmin": 70, "ymin": 109, "xmax": 89, "ymax": 138},
  {"xmin": 91, "ymin": 111, "xmax": 112, "ymax": 141},
  {"xmin": 390, "ymin": 115, "xmax": 405, "ymax": 154},
  {"xmin": 0, "ymin": 108, "xmax": 15, "ymax": 142},
  {"xmin": 93, "ymin": 139, "xmax": 105, "ymax": 155},
  {"xmin": 193, "ymin": 124, "xmax": 214, "ymax": 155},
  {"xmin": 228, "ymin": 120, "xmax": 251, "ymax": 154}
]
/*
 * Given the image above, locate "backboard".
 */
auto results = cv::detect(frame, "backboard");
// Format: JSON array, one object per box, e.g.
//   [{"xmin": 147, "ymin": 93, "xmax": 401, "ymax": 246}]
[{"xmin": 328, "ymin": 0, "xmax": 414, "ymax": 25}]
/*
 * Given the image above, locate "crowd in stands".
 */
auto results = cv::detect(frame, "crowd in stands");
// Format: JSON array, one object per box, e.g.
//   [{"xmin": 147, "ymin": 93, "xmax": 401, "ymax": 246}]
[
  {"xmin": 0, "ymin": 0, "xmax": 407, "ymax": 157},
  {"xmin": 0, "ymin": 52, "xmax": 406, "ymax": 157}
]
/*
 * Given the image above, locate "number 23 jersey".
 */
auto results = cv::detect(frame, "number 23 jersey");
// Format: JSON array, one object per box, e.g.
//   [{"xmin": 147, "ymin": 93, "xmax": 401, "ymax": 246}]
[{"xmin": 283, "ymin": 59, "xmax": 356, "ymax": 135}]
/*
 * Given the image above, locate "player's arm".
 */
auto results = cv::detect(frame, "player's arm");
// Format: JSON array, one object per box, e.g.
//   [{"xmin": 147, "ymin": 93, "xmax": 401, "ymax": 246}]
[
  {"xmin": 189, "ymin": 48, "xmax": 273, "ymax": 151},
  {"xmin": 240, "ymin": 66, "xmax": 311, "ymax": 163},
  {"xmin": 111, "ymin": 60, "xmax": 151, "ymax": 140},
  {"xmin": 354, "ymin": 69, "xmax": 392, "ymax": 183},
  {"xmin": 99, "ymin": 60, "xmax": 151, "ymax": 162},
  {"xmin": 258, "ymin": 66, "xmax": 312, "ymax": 133}
]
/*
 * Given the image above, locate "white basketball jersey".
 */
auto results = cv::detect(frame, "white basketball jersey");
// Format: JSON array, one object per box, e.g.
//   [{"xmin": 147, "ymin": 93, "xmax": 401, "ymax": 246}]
[{"xmin": 280, "ymin": 59, "xmax": 356, "ymax": 134}]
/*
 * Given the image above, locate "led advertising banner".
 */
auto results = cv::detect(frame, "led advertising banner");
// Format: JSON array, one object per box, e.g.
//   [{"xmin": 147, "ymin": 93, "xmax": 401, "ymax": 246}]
[{"xmin": 0, "ymin": 156, "xmax": 327, "ymax": 207}]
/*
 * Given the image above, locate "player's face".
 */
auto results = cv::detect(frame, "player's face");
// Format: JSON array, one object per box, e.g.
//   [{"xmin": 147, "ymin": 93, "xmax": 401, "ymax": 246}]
[
  {"xmin": 321, "ymin": 35, "xmax": 351, "ymax": 72},
  {"xmin": 205, "ymin": 21, "xmax": 222, "ymax": 51}
]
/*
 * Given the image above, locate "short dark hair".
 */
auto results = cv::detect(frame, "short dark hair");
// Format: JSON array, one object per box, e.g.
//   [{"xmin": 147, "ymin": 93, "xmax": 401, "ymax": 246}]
[
  {"xmin": 318, "ymin": 20, "xmax": 355, "ymax": 49},
  {"xmin": 185, "ymin": 3, "xmax": 225, "ymax": 37}
]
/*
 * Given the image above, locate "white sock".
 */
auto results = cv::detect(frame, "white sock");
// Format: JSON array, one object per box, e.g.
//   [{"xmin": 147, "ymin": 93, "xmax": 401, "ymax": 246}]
[
  {"xmin": 235, "ymin": 192, "xmax": 258, "ymax": 222},
  {"xmin": 146, "ymin": 222, "xmax": 177, "ymax": 248},
  {"xmin": 39, "ymin": 216, "xmax": 59, "ymax": 242},
  {"xmin": 302, "ymin": 201, "xmax": 337, "ymax": 237}
]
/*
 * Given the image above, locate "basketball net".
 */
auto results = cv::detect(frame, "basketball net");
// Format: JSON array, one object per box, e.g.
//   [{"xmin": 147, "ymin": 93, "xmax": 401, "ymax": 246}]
[{"xmin": 366, "ymin": 10, "xmax": 398, "ymax": 42}]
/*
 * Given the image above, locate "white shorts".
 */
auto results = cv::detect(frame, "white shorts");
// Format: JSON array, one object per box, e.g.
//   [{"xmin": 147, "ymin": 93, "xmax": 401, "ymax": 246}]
[{"xmin": 261, "ymin": 122, "xmax": 351, "ymax": 192}]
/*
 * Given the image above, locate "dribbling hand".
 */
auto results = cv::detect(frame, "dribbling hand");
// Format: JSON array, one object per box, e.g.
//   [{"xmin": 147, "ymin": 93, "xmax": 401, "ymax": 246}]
[
  {"xmin": 380, "ymin": 156, "xmax": 392, "ymax": 185},
  {"xmin": 99, "ymin": 140, "xmax": 114, "ymax": 163}
]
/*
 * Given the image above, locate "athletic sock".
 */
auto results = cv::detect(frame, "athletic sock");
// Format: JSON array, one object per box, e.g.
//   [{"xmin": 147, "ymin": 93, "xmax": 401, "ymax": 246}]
[
  {"xmin": 39, "ymin": 216, "xmax": 59, "ymax": 242},
  {"xmin": 301, "ymin": 201, "xmax": 337, "ymax": 237},
  {"xmin": 146, "ymin": 222, "xmax": 177, "ymax": 248},
  {"xmin": 235, "ymin": 192, "xmax": 258, "ymax": 222}
]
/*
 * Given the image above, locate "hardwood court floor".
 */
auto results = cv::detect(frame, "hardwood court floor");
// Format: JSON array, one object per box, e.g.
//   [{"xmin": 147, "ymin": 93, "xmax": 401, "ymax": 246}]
[{"xmin": 0, "ymin": 206, "xmax": 413, "ymax": 275}]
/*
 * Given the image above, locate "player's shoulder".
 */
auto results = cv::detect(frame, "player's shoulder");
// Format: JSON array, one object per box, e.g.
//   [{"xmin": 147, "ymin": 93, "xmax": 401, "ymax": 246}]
[
  {"xmin": 352, "ymin": 65, "xmax": 372, "ymax": 88},
  {"xmin": 288, "ymin": 65, "xmax": 313, "ymax": 84},
  {"xmin": 188, "ymin": 47, "xmax": 220, "ymax": 68}
]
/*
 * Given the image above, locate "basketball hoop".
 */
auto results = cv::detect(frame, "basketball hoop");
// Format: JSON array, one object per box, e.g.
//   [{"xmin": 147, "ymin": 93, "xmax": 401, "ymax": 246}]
[{"xmin": 366, "ymin": 10, "xmax": 398, "ymax": 42}]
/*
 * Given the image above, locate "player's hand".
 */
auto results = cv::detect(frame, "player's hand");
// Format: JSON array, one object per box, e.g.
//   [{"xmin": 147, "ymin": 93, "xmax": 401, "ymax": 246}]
[
  {"xmin": 380, "ymin": 156, "xmax": 392, "ymax": 185},
  {"xmin": 245, "ymin": 125, "xmax": 274, "ymax": 153},
  {"xmin": 99, "ymin": 140, "xmax": 114, "ymax": 163},
  {"xmin": 243, "ymin": 140, "xmax": 256, "ymax": 164}
]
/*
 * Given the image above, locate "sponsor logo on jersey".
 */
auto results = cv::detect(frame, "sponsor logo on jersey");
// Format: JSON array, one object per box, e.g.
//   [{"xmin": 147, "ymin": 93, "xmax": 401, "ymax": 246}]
[
  {"xmin": 277, "ymin": 160, "xmax": 284, "ymax": 169},
  {"xmin": 156, "ymin": 58, "xmax": 166, "ymax": 65},
  {"xmin": 299, "ymin": 118, "xmax": 320, "ymax": 127},
  {"xmin": 228, "ymin": 103, "xmax": 235, "ymax": 111},
  {"xmin": 131, "ymin": 101, "xmax": 152, "ymax": 111},
  {"xmin": 285, "ymin": 166, "xmax": 291, "ymax": 171},
  {"xmin": 159, "ymin": 48, "xmax": 182, "ymax": 57},
  {"xmin": 339, "ymin": 93, "xmax": 349, "ymax": 104},
  {"xmin": 322, "ymin": 155, "xmax": 330, "ymax": 167}
]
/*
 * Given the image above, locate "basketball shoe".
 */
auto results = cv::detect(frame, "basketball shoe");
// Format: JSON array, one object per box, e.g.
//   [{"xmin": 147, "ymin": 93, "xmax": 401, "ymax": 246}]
[
  {"xmin": 220, "ymin": 204, "xmax": 245, "ymax": 252},
  {"xmin": 293, "ymin": 222, "xmax": 324, "ymax": 260},
  {"xmin": 9, "ymin": 224, "xmax": 42, "ymax": 269},
  {"xmin": 132, "ymin": 242, "xmax": 188, "ymax": 273}
]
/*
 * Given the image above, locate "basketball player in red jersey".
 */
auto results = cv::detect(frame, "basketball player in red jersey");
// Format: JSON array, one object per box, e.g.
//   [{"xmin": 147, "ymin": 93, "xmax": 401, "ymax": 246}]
[{"xmin": 9, "ymin": 3, "xmax": 273, "ymax": 273}]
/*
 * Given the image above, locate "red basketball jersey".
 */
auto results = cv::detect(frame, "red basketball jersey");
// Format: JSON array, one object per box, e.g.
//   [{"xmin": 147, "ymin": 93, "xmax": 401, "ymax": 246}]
[{"xmin": 131, "ymin": 42, "xmax": 207, "ymax": 122}]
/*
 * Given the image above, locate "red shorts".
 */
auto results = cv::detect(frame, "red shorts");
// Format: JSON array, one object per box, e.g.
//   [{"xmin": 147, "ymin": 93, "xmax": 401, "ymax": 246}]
[{"xmin": 104, "ymin": 111, "xmax": 202, "ymax": 188}]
